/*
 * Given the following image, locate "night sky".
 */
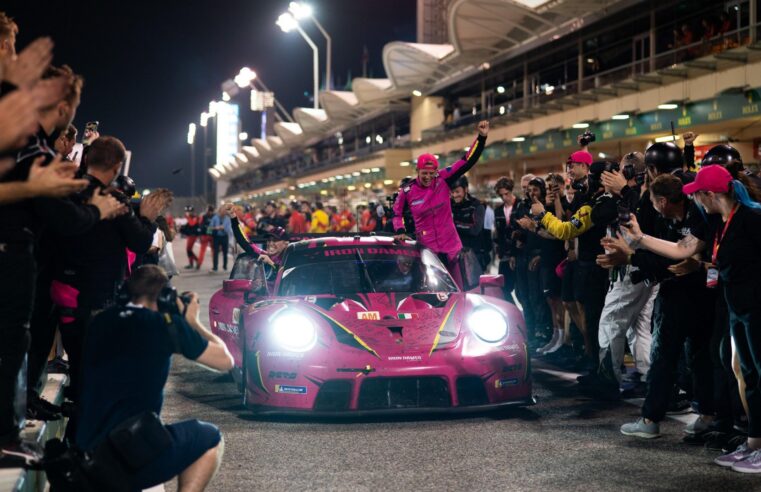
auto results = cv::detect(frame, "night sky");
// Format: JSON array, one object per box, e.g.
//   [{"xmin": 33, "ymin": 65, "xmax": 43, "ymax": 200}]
[{"xmin": 4, "ymin": 0, "xmax": 416, "ymax": 196}]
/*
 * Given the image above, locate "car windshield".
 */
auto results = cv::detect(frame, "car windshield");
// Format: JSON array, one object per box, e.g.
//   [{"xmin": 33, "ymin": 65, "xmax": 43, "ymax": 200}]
[{"xmin": 278, "ymin": 246, "xmax": 458, "ymax": 296}]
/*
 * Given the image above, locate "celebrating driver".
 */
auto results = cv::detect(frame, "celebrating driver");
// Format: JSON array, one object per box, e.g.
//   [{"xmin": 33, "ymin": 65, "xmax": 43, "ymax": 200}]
[{"xmin": 393, "ymin": 120, "xmax": 489, "ymax": 285}]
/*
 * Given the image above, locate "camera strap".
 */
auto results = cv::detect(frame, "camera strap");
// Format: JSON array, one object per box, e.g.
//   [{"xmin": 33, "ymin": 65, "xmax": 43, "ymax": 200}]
[{"xmin": 162, "ymin": 313, "xmax": 185, "ymax": 354}]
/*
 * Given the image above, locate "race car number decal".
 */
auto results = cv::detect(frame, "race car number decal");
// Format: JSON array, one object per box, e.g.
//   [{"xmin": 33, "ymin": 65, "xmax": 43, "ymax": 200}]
[{"xmin": 357, "ymin": 311, "xmax": 381, "ymax": 320}]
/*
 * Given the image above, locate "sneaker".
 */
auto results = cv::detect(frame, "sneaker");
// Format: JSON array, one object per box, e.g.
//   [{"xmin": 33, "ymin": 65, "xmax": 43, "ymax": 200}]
[
  {"xmin": 665, "ymin": 398, "xmax": 692, "ymax": 415},
  {"xmin": 684, "ymin": 416, "xmax": 712, "ymax": 435},
  {"xmin": 724, "ymin": 434, "xmax": 749, "ymax": 454},
  {"xmin": 731, "ymin": 449, "xmax": 761, "ymax": 473},
  {"xmin": 184, "ymin": 264, "xmax": 194, "ymax": 269},
  {"xmin": 715, "ymin": 442, "xmax": 754, "ymax": 467},
  {"xmin": 621, "ymin": 418, "xmax": 661, "ymax": 439},
  {"xmin": 703, "ymin": 431, "xmax": 731, "ymax": 451}
]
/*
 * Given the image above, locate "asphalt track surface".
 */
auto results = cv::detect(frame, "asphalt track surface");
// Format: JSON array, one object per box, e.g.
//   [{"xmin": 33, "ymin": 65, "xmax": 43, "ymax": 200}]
[{"xmin": 160, "ymin": 241, "xmax": 761, "ymax": 491}]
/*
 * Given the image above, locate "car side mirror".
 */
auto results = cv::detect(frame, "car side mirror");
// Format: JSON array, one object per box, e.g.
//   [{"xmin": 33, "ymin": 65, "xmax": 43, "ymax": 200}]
[
  {"xmin": 244, "ymin": 281, "xmax": 268, "ymax": 304},
  {"xmin": 479, "ymin": 274, "xmax": 504, "ymax": 294},
  {"xmin": 223, "ymin": 279, "xmax": 252, "ymax": 293}
]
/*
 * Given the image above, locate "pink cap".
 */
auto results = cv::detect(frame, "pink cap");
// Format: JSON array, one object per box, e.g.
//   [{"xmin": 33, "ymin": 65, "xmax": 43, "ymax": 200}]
[
  {"xmin": 682, "ymin": 165, "xmax": 732, "ymax": 195},
  {"xmin": 567, "ymin": 151, "xmax": 593, "ymax": 166},
  {"xmin": 416, "ymin": 153, "xmax": 439, "ymax": 170}
]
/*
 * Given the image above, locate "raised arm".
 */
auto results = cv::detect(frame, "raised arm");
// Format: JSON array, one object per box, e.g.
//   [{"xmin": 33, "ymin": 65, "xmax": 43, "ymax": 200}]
[
  {"xmin": 621, "ymin": 214, "xmax": 705, "ymax": 260},
  {"xmin": 441, "ymin": 121, "xmax": 489, "ymax": 184}
]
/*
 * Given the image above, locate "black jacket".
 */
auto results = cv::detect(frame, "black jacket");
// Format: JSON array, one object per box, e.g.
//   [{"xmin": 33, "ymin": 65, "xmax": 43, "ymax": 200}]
[
  {"xmin": 493, "ymin": 198, "xmax": 519, "ymax": 259},
  {"xmin": 0, "ymin": 126, "xmax": 101, "ymax": 243},
  {"xmin": 451, "ymin": 194, "xmax": 485, "ymax": 251},
  {"xmin": 57, "ymin": 177, "xmax": 156, "ymax": 310}
]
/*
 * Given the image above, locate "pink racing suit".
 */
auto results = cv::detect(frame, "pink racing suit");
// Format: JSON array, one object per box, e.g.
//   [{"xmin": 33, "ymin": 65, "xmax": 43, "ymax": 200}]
[{"xmin": 393, "ymin": 133, "xmax": 487, "ymax": 261}]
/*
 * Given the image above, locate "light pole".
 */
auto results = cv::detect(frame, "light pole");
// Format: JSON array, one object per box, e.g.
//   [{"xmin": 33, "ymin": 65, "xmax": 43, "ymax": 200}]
[
  {"xmin": 200, "ymin": 111, "xmax": 212, "ymax": 203},
  {"xmin": 187, "ymin": 123, "xmax": 196, "ymax": 197},
  {"xmin": 289, "ymin": 2, "xmax": 332, "ymax": 91},
  {"xmin": 277, "ymin": 12, "xmax": 319, "ymax": 109}
]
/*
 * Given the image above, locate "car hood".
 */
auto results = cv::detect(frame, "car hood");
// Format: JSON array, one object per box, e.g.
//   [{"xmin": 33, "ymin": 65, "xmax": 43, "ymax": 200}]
[{"xmin": 296, "ymin": 292, "xmax": 464, "ymax": 356}]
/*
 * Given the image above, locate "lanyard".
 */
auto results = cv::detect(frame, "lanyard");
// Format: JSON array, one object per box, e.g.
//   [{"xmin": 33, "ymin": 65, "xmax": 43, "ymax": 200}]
[{"xmin": 712, "ymin": 204, "xmax": 738, "ymax": 263}]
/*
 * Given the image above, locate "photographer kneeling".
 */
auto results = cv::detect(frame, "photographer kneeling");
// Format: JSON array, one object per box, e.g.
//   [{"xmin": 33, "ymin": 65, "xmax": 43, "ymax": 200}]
[{"xmin": 74, "ymin": 265, "xmax": 233, "ymax": 491}]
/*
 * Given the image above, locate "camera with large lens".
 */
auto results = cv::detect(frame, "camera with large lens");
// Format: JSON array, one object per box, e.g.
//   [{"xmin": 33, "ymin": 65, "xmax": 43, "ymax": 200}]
[
  {"xmin": 156, "ymin": 287, "xmax": 193, "ymax": 317},
  {"xmin": 114, "ymin": 175, "xmax": 136, "ymax": 198},
  {"xmin": 579, "ymin": 130, "xmax": 596, "ymax": 147}
]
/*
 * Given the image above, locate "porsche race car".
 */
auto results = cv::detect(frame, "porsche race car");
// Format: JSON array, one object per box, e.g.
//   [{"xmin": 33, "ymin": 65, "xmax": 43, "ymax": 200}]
[{"xmin": 209, "ymin": 236, "xmax": 534, "ymax": 415}]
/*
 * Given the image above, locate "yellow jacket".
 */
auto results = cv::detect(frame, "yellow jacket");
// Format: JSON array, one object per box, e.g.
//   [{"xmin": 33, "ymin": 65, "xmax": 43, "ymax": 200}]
[
  {"xmin": 540, "ymin": 204, "xmax": 594, "ymax": 241},
  {"xmin": 310, "ymin": 209, "xmax": 330, "ymax": 233}
]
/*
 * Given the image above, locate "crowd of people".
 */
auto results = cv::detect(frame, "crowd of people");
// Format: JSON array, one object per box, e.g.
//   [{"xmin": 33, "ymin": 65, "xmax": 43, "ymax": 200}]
[
  {"xmin": 465, "ymin": 128, "xmax": 761, "ymax": 474},
  {"xmin": 229, "ymin": 119, "xmax": 761, "ymax": 475},
  {"xmin": 2, "ymin": 4, "xmax": 761, "ymax": 489},
  {"xmin": 0, "ymin": 12, "xmax": 233, "ymax": 491}
]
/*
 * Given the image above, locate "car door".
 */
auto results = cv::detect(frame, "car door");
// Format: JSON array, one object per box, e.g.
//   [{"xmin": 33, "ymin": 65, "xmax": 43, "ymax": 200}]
[{"xmin": 209, "ymin": 253, "xmax": 266, "ymax": 367}]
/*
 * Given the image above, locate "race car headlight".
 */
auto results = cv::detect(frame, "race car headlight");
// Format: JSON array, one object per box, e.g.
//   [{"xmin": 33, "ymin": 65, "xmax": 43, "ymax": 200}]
[
  {"xmin": 467, "ymin": 307, "xmax": 508, "ymax": 343},
  {"xmin": 270, "ymin": 310, "xmax": 317, "ymax": 352}
]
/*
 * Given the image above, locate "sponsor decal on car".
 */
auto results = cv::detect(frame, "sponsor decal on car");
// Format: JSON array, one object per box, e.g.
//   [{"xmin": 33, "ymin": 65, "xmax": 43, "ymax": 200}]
[
  {"xmin": 216, "ymin": 322, "xmax": 238, "ymax": 336},
  {"xmin": 387, "ymin": 355, "xmax": 423, "ymax": 362},
  {"xmin": 357, "ymin": 311, "xmax": 381, "ymax": 320},
  {"xmin": 500, "ymin": 344, "xmax": 521, "ymax": 352},
  {"xmin": 268, "ymin": 371, "xmax": 297, "ymax": 380},
  {"xmin": 495, "ymin": 378, "xmax": 519, "ymax": 389},
  {"xmin": 323, "ymin": 247, "xmax": 420, "ymax": 258},
  {"xmin": 304, "ymin": 296, "xmax": 317, "ymax": 303},
  {"xmin": 274, "ymin": 384, "xmax": 307, "ymax": 394},
  {"xmin": 265, "ymin": 351, "xmax": 305, "ymax": 359},
  {"xmin": 397, "ymin": 313, "xmax": 418, "ymax": 320},
  {"xmin": 232, "ymin": 308, "xmax": 240, "ymax": 325}
]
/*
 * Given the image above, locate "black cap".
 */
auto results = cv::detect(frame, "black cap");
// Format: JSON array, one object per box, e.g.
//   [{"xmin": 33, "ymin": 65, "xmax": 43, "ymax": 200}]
[
  {"xmin": 266, "ymin": 226, "xmax": 289, "ymax": 241},
  {"xmin": 645, "ymin": 142, "xmax": 683, "ymax": 174}
]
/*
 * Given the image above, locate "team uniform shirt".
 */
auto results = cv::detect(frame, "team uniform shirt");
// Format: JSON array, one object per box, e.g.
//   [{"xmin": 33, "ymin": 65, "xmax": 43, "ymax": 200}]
[
  {"xmin": 310, "ymin": 209, "xmax": 330, "ymax": 233},
  {"xmin": 393, "ymin": 134, "xmax": 486, "ymax": 256},
  {"xmin": 75, "ymin": 304, "xmax": 208, "ymax": 451}
]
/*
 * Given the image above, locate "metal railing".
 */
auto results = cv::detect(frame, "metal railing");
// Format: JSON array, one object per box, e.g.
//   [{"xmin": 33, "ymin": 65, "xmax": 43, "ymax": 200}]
[{"xmin": 422, "ymin": 20, "xmax": 760, "ymax": 142}]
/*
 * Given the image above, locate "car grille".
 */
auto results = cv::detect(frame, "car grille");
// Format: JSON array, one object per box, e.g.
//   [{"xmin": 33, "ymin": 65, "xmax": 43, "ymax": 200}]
[
  {"xmin": 313, "ymin": 380, "xmax": 352, "ymax": 411},
  {"xmin": 456, "ymin": 376, "xmax": 489, "ymax": 406},
  {"xmin": 358, "ymin": 377, "xmax": 451, "ymax": 410}
]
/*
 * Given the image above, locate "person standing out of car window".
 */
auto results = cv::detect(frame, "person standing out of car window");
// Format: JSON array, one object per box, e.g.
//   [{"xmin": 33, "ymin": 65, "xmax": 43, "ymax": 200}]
[{"xmin": 393, "ymin": 120, "xmax": 489, "ymax": 287}]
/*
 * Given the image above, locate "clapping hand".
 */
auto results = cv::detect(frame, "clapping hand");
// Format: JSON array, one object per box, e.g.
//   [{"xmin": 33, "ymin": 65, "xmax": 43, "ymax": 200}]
[
  {"xmin": 27, "ymin": 155, "xmax": 89, "ymax": 197},
  {"xmin": 1, "ymin": 37, "xmax": 54, "ymax": 88}
]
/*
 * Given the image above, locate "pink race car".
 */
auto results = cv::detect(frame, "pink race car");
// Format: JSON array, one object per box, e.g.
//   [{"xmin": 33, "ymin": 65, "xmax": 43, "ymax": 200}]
[{"xmin": 209, "ymin": 236, "xmax": 534, "ymax": 415}]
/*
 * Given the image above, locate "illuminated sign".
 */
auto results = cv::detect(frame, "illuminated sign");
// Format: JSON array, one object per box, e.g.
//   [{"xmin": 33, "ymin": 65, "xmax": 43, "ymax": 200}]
[{"xmin": 215, "ymin": 101, "xmax": 240, "ymax": 171}]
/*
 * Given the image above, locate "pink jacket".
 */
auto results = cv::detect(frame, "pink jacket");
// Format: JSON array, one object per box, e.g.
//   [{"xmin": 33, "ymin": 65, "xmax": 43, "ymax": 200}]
[{"xmin": 393, "ymin": 134, "xmax": 486, "ymax": 256}]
